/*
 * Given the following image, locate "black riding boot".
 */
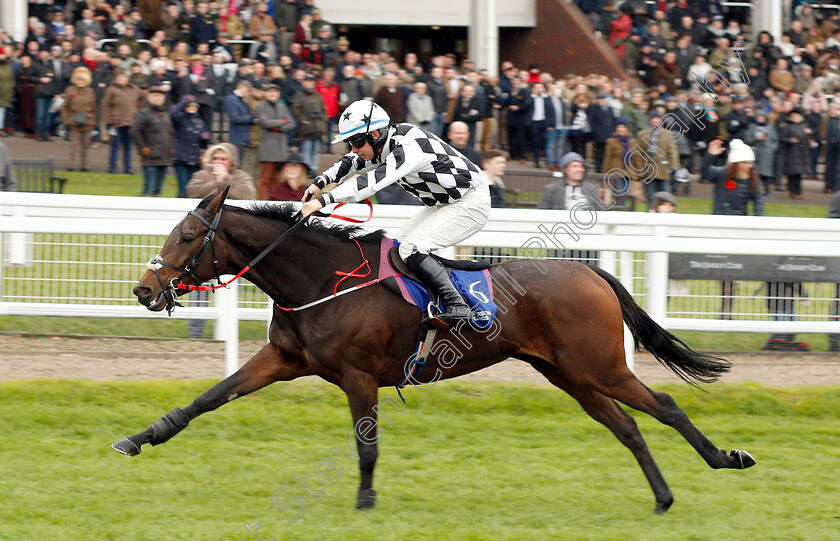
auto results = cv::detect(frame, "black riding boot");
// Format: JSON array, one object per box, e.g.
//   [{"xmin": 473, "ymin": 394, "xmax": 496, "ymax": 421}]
[{"xmin": 406, "ymin": 253, "xmax": 472, "ymax": 324}]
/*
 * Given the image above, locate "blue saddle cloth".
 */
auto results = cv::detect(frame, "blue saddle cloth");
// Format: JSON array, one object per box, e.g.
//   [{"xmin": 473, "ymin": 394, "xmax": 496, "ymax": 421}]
[{"xmin": 390, "ymin": 241, "xmax": 498, "ymax": 328}]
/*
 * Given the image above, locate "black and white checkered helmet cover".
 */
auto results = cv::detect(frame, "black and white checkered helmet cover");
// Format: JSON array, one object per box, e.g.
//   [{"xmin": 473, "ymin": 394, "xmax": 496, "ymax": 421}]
[{"xmin": 320, "ymin": 123, "xmax": 486, "ymax": 206}]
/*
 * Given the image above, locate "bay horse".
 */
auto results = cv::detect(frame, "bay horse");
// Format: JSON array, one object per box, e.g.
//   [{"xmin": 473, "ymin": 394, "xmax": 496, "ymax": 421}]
[{"xmin": 114, "ymin": 188, "xmax": 755, "ymax": 513}]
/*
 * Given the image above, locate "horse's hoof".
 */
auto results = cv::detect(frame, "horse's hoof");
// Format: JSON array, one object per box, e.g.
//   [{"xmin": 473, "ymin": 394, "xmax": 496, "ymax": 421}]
[
  {"xmin": 356, "ymin": 488, "xmax": 376, "ymax": 509},
  {"xmin": 111, "ymin": 437, "xmax": 141, "ymax": 456},
  {"xmin": 654, "ymin": 496, "xmax": 674, "ymax": 514},
  {"xmin": 730, "ymin": 449, "xmax": 756, "ymax": 469}
]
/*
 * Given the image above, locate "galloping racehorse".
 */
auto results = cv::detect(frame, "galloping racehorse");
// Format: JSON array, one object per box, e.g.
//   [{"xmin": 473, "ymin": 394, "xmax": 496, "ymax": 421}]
[{"xmin": 113, "ymin": 188, "xmax": 755, "ymax": 513}]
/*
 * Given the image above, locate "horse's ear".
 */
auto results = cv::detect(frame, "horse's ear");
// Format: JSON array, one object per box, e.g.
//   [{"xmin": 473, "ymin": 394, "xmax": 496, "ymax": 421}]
[{"xmin": 197, "ymin": 185, "xmax": 231, "ymax": 214}]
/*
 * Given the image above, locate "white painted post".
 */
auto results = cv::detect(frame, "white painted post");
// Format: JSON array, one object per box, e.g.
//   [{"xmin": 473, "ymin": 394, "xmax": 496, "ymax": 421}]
[
  {"xmin": 619, "ymin": 250, "xmax": 635, "ymax": 373},
  {"xmin": 599, "ymin": 251, "xmax": 617, "ymax": 276},
  {"xmin": 214, "ymin": 276, "xmax": 239, "ymax": 376},
  {"xmin": 646, "ymin": 226, "xmax": 669, "ymax": 326}
]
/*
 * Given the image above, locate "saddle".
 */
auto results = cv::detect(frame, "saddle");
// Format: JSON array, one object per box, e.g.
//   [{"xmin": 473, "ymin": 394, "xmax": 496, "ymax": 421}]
[
  {"xmin": 386, "ymin": 247, "xmax": 491, "ymax": 283},
  {"xmin": 378, "ymin": 240, "xmax": 497, "ymax": 392}
]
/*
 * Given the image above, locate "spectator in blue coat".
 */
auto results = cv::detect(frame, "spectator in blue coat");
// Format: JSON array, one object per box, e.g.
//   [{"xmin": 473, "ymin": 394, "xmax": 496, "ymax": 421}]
[
  {"xmin": 171, "ymin": 95, "xmax": 211, "ymax": 197},
  {"xmin": 225, "ymin": 80, "xmax": 257, "ymax": 164}
]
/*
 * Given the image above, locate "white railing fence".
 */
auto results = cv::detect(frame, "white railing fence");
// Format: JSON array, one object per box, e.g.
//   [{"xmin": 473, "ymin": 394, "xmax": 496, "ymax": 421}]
[{"xmin": 2, "ymin": 193, "xmax": 840, "ymax": 376}]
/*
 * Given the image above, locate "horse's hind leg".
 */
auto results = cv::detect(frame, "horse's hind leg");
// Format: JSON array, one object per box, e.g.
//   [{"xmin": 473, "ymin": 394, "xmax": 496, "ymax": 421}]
[
  {"xmin": 112, "ymin": 342, "xmax": 308, "ymax": 456},
  {"xmin": 575, "ymin": 389, "xmax": 675, "ymax": 513},
  {"xmin": 531, "ymin": 361, "xmax": 676, "ymax": 512},
  {"xmin": 600, "ymin": 377, "xmax": 756, "ymax": 471}
]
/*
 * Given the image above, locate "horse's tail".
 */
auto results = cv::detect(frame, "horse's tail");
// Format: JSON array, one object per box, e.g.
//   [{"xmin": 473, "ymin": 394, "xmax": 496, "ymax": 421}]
[{"xmin": 588, "ymin": 265, "xmax": 731, "ymax": 385}]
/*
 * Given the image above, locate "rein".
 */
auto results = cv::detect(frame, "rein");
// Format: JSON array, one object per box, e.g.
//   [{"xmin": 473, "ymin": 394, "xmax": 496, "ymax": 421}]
[{"xmin": 146, "ymin": 199, "xmax": 374, "ymax": 315}]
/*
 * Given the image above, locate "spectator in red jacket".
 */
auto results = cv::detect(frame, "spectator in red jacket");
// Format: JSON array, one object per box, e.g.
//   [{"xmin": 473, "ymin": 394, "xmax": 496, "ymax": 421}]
[{"xmin": 316, "ymin": 67, "xmax": 341, "ymax": 151}]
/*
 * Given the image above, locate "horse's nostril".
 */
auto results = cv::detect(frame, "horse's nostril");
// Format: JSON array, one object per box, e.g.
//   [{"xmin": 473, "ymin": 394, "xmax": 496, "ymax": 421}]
[{"xmin": 134, "ymin": 285, "xmax": 151, "ymax": 298}]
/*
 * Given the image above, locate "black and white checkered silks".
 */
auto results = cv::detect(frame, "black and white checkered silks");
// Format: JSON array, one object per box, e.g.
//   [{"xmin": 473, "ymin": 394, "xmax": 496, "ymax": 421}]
[{"xmin": 319, "ymin": 123, "xmax": 491, "ymax": 260}]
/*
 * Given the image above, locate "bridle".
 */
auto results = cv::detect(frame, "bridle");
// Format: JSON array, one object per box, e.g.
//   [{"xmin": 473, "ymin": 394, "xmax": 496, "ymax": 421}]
[
  {"xmin": 143, "ymin": 199, "xmax": 374, "ymax": 316},
  {"xmin": 145, "ymin": 207, "xmax": 224, "ymax": 315}
]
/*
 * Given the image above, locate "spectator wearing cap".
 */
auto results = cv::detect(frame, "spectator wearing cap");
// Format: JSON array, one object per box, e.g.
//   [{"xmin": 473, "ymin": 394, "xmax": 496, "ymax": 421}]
[
  {"xmin": 171, "ymin": 94, "xmax": 211, "ymax": 197},
  {"xmin": 537, "ymin": 152, "xmax": 603, "ymax": 210},
  {"xmin": 602, "ymin": 118, "xmax": 643, "ymax": 201},
  {"xmin": 779, "ymin": 108, "xmax": 811, "ymax": 199},
  {"xmin": 249, "ymin": 3, "xmax": 277, "ymax": 39},
  {"xmin": 131, "ymin": 86, "xmax": 175, "ymax": 195},
  {"xmin": 650, "ymin": 191, "xmax": 677, "ymax": 213},
  {"xmin": 637, "ymin": 109, "xmax": 679, "ymax": 209},
  {"xmin": 269, "ymin": 152, "xmax": 312, "ymax": 201},
  {"xmin": 243, "ymin": 84, "xmax": 266, "ymax": 177},
  {"xmin": 29, "ymin": 46, "xmax": 58, "ymax": 141},
  {"xmin": 225, "ymin": 79, "xmax": 258, "ymax": 165},
  {"xmin": 255, "ymin": 84, "xmax": 296, "ymax": 199},
  {"xmin": 189, "ymin": 1, "xmax": 217, "ymax": 49},
  {"xmin": 704, "ymin": 138, "xmax": 763, "ymax": 215},
  {"xmin": 291, "ymin": 74, "xmax": 327, "ymax": 173},
  {"xmin": 587, "ymin": 92, "xmax": 616, "ymax": 173},
  {"xmin": 60, "ymin": 67, "xmax": 97, "ymax": 172}
]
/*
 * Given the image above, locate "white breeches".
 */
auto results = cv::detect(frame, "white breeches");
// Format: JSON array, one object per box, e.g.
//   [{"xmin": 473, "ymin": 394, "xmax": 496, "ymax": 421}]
[{"xmin": 396, "ymin": 182, "xmax": 491, "ymax": 260}]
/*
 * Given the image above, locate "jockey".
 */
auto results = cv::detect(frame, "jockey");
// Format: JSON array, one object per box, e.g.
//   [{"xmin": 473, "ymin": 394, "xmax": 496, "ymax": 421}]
[{"xmin": 301, "ymin": 98, "xmax": 491, "ymax": 324}]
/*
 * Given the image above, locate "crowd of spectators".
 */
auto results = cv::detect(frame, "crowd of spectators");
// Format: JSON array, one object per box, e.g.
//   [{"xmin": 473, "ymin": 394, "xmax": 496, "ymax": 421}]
[{"xmin": 1, "ymin": 1, "xmax": 840, "ymax": 207}]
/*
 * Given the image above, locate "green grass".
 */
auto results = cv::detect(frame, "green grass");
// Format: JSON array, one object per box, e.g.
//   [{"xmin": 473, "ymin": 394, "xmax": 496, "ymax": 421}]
[
  {"xmin": 674, "ymin": 197, "xmax": 828, "ymax": 218},
  {"xmin": 0, "ymin": 380, "xmax": 838, "ymax": 540},
  {"xmin": 59, "ymin": 171, "xmax": 183, "ymax": 197}
]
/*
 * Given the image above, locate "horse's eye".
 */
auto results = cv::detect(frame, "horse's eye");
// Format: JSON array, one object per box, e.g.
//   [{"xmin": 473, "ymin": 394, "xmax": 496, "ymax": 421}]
[{"xmin": 181, "ymin": 236, "xmax": 195, "ymax": 244}]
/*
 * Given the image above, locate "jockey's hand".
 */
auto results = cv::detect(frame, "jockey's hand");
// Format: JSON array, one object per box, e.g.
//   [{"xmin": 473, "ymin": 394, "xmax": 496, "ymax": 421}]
[
  {"xmin": 301, "ymin": 198, "xmax": 324, "ymax": 218},
  {"xmin": 302, "ymin": 185, "xmax": 321, "ymax": 202}
]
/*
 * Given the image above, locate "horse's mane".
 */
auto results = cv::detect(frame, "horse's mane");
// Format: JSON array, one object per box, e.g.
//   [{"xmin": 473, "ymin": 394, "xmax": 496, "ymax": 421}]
[{"xmin": 222, "ymin": 202, "xmax": 386, "ymax": 244}]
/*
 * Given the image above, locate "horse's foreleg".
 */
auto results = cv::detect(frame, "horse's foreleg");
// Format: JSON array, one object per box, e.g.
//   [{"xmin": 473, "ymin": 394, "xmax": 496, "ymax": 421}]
[
  {"xmin": 112, "ymin": 343, "xmax": 308, "ymax": 456},
  {"xmin": 341, "ymin": 369, "xmax": 381, "ymax": 510}
]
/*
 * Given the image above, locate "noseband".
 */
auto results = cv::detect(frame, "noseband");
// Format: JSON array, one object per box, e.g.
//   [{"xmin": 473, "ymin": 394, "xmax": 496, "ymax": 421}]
[{"xmin": 145, "ymin": 207, "xmax": 224, "ymax": 315}]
